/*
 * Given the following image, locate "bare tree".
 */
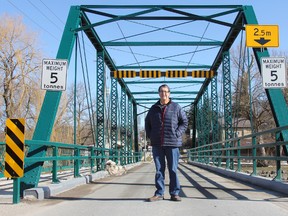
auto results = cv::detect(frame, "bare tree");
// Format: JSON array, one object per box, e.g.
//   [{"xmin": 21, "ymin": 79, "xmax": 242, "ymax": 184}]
[
  {"xmin": 0, "ymin": 14, "xmax": 44, "ymax": 139},
  {"xmin": 230, "ymin": 46, "xmax": 278, "ymax": 166},
  {"xmin": 231, "ymin": 47, "xmax": 275, "ymax": 131},
  {"xmin": 50, "ymin": 83, "xmax": 96, "ymax": 145}
]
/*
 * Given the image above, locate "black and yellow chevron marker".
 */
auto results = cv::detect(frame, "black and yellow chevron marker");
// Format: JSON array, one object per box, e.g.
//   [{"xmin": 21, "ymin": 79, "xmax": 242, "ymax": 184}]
[
  {"xmin": 4, "ymin": 118, "xmax": 25, "ymax": 178},
  {"xmin": 113, "ymin": 70, "xmax": 136, "ymax": 78},
  {"xmin": 139, "ymin": 70, "xmax": 161, "ymax": 78},
  {"xmin": 191, "ymin": 70, "xmax": 215, "ymax": 78},
  {"xmin": 166, "ymin": 70, "xmax": 188, "ymax": 78},
  {"xmin": 111, "ymin": 70, "xmax": 216, "ymax": 78}
]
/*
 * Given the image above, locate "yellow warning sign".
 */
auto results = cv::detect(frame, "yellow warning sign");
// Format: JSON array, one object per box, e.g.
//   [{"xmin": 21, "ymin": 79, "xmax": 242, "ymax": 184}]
[
  {"xmin": 166, "ymin": 70, "xmax": 187, "ymax": 78},
  {"xmin": 113, "ymin": 70, "xmax": 136, "ymax": 78},
  {"xmin": 191, "ymin": 70, "xmax": 215, "ymax": 78},
  {"xmin": 4, "ymin": 118, "xmax": 25, "ymax": 178},
  {"xmin": 140, "ymin": 70, "xmax": 161, "ymax": 78},
  {"xmin": 246, "ymin": 25, "xmax": 279, "ymax": 47}
]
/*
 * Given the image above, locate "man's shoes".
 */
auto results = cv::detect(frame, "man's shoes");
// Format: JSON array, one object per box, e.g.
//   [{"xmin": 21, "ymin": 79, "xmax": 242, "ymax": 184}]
[
  {"xmin": 147, "ymin": 195, "xmax": 164, "ymax": 202},
  {"xmin": 170, "ymin": 195, "xmax": 181, "ymax": 201}
]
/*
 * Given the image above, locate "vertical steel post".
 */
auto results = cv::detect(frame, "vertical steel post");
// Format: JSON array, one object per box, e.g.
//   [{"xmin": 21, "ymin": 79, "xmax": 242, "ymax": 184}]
[
  {"xmin": 74, "ymin": 148, "xmax": 80, "ymax": 177},
  {"xmin": 52, "ymin": 146, "xmax": 60, "ymax": 183},
  {"xmin": 203, "ymin": 89, "xmax": 210, "ymax": 164},
  {"xmin": 275, "ymin": 132, "xmax": 282, "ymax": 181},
  {"xmin": 13, "ymin": 178, "xmax": 20, "ymax": 204},
  {"xmin": 110, "ymin": 78, "xmax": 118, "ymax": 162},
  {"xmin": 96, "ymin": 51, "xmax": 105, "ymax": 170},
  {"xmin": 90, "ymin": 147, "xmax": 95, "ymax": 173},
  {"xmin": 192, "ymin": 104, "xmax": 197, "ymax": 149},
  {"xmin": 211, "ymin": 76, "xmax": 220, "ymax": 166},
  {"xmin": 196, "ymin": 99, "xmax": 203, "ymax": 162},
  {"xmin": 120, "ymin": 87, "xmax": 127, "ymax": 165},
  {"xmin": 133, "ymin": 101, "xmax": 139, "ymax": 162},
  {"xmin": 222, "ymin": 51, "xmax": 234, "ymax": 170},
  {"xmin": 20, "ymin": 6, "xmax": 81, "ymax": 195},
  {"xmin": 127, "ymin": 97, "xmax": 133, "ymax": 164}
]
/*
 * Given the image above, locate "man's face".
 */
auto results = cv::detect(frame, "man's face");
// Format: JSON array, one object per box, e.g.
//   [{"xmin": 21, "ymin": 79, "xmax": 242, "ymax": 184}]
[{"xmin": 159, "ymin": 87, "xmax": 170, "ymax": 101}]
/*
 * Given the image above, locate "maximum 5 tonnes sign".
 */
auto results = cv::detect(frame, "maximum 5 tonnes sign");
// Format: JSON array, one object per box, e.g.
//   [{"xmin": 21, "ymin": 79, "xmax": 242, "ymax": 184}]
[
  {"xmin": 261, "ymin": 57, "xmax": 287, "ymax": 89},
  {"xmin": 41, "ymin": 59, "xmax": 68, "ymax": 91}
]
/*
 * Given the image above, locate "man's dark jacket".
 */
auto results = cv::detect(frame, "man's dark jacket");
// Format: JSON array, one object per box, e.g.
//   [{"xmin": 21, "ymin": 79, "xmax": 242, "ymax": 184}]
[{"xmin": 145, "ymin": 100, "xmax": 188, "ymax": 147}]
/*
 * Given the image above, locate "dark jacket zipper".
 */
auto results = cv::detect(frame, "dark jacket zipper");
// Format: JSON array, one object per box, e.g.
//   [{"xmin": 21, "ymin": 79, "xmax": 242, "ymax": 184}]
[{"xmin": 160, "ymin": 106, "xmax": 167, "ymax": 146}]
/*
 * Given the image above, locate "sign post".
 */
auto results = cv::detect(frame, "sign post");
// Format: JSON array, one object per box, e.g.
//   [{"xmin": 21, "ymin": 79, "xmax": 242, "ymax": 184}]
[
  {"xmin": 4, "ymin": 118, "xmax": 25, "ymax": 204},
  {"xmin": 41, "ymin": 59, "xmax": 68, "ymax": 91},
  {"xmin": 261, "ymin": 57, "xmax": 286, "ymax": 89}
]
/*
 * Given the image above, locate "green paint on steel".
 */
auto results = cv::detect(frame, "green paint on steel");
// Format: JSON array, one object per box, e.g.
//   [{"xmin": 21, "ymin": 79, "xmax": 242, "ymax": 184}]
[
  {"xmin": 16, "ymin": 4, "xmax": 288, "ymax": 196},
  {"xmin": 79, "ymin": 5, "xmax": 243, "ymax": 29},
  {"xmin": 120, "ymin": 87, "xmax": 127, "ymax": 165},
  {"xmin": 110, "ymin": 78, "xmax": 118, "ymax": 154},
  {"xmin": 222, "ymin": 51, "xmax": 234, "ymax": 170},
  {"xmin": 133, "ymin": 102, "xmax": 139, "ymax": 160},
  {"xmin": 196, "ymin": 98, "xmax": 203, "ymax": 162},
  {"xmin": 243, "ymin": 6, "xmax": 288, "ymax": 155},
  {"xmin": 103, "ymin": 41, "xmax": 222, "ymax": 46},
  {"xmin": 96, "ymin": 51, "xmax": 105, "ymax": 171},
  {"xmin": 127, "ymin": 97, "xmax": 133, "ymax": 164},
  {"xmin": 81, "ymin": 5, "xmax": 243, "ymax": 9},
  {"xmin": 195, "ymin": 6, "xmax": 245, "ymax": 106},
  {"xmin": 203, "ymin": 89, "xmax": 210, "ymax": 164},
  {"xmin": 191, "ymin": 104, "xmax": 197, "ymax": 149},
  {"xmin": 211, "ymin": 76, "xmax": 221, "ymax": 166},
  {"xmin": 20, "ymin": 6, "xmax": 81, "ymax": 195},
  {"xmin": 74, "ymin": 7, "xmax": 161, "ymax": 31}
]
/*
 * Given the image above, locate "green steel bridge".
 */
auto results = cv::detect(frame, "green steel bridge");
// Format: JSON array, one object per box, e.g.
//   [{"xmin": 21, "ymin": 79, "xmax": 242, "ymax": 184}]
[{"xmin": 1, "ymin": 4, "xmax": 288, "ymax": 205}]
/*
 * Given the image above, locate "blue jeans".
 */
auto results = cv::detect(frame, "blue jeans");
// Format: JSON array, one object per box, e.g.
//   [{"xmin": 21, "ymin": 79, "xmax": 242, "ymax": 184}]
[{"xmin": 152, "ymin": 146, "xmax": 180, "ymax": 196}]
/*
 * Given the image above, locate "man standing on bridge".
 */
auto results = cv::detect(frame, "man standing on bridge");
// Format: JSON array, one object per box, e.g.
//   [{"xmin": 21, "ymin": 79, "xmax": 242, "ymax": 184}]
[{"xmin": 145, "ymin": 84, "xmax": 188, "ymax": 202}]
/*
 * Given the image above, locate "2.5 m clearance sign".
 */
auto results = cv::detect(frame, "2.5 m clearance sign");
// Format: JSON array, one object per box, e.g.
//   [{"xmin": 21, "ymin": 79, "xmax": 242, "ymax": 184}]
[{"xmin": 41, "ymin": 59, "xmax": 68, "ymax": 91}]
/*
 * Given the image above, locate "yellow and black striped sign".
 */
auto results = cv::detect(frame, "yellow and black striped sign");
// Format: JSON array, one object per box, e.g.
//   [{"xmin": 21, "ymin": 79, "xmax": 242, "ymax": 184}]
[
  {"xmin": 111, "ymin": 69, "xmax": 216, "ymax": 78},
  {"xmin": 4, "ymin": 118, "xmax": 25, "ymax": 178},
  {"xmin": 166, "ymin": 70, "xmax": 188, "ymax": 78},
  {"xmin": 191, "ymin": 70, "xmax": 215, "ymax": 78},
  {"xmin": 139, "ymin": 70, "xmax": 161, "ymax": 78},
  {"xmin": 113, "ymin": 70, "xmax": 136, "ymax": 78}
]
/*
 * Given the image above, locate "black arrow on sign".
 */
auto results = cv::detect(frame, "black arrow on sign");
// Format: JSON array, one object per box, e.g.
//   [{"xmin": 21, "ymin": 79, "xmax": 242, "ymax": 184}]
[{"xmin": 255, "ymin": 37, "xmax": 271, "ymax": 46}]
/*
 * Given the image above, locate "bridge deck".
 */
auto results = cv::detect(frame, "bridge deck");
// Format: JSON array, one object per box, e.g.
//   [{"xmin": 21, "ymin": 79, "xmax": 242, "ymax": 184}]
[{"xmin": 1, "ymin": 162, "xmax": 288, "ymax": 216}]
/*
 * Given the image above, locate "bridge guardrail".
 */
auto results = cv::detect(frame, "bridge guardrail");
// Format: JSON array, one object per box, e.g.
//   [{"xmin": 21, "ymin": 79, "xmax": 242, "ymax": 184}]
[
  {"xmin": 188, "ymin": 125, "xmax": 288, "ymax": 181},
  {"xmin": 0, "ymin": 140, "xmax": 142, "ymax": 180}
]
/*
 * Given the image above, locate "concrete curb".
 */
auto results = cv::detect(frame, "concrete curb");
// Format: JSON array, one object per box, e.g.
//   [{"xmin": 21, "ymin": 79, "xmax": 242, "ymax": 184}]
[
  {"xmin": 24, "ymin": 162, "xmax": 142, "ymax": 200},
  {"xmin": 188, "ymin": 161, "xmax": 288, "ymax": 196}
]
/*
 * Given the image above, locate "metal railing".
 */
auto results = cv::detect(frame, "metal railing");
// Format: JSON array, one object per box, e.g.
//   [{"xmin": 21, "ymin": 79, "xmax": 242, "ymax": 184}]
[
  {"xmin": 188, "ymin": 125, "xmax": 288, "ymax": 181},
  {"xmin": 0, "ymin": 140, "xmax": 142, "ymax": 180}
]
